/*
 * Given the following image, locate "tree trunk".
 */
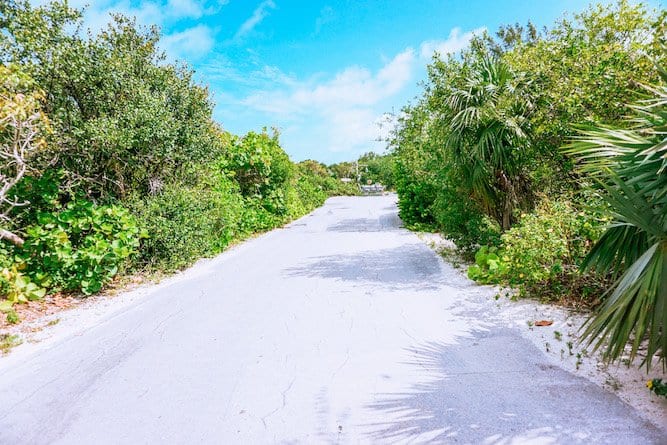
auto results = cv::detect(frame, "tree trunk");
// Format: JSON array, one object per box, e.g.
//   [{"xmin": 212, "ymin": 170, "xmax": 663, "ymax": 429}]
[
  {"xmin": 502, "ymin": 194, "xmax": 513, "ymax": 231},
  {"xmin": 502, "ymin": 209, "xmax": 511, "ymax": 231},
  {"xmin": 0, "ymin": 229, "xmax": 24, "ymax": 247}
]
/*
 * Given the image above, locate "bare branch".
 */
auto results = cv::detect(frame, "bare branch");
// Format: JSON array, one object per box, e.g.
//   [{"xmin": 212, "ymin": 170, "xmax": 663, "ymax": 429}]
[
  {"xmin": 0, "ymin": 89, "xmax": 47, "ymax": 243},
  {"xmin": 0, "ymin": 229, "xmax": 24, "ymax": 247}
]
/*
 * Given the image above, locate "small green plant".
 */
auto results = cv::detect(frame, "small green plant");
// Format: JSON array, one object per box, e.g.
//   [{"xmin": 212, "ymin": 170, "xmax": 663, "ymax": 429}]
[
  {"xmin": 576, "ymin": 353, "xmax": 583, "ymax": 370},
  {"xmin": 646, "ymin": 379, "xmax": 667, "ymax": 398},
  {"xmin": 0, "ymin": 266, "xmax": 46, "ymax": 310},
  {"xmin": 554, "ymin": 331, "xmax": 563, "ymax": 341},
  {"xmin": 466, "ymin": 199, "xmax": 608, "ymax": 305},
  {"xmin": 466, "ymin": 246, "xmax": 508, "ymax": 283},
  {"xmin": 6, "ymin": 310, "xmax": 19, "ymax": 324},
  {"xmin": 0, "ymin": 334, "xmax": 22, "ymax": 354},
  {"xmin": 567, "ymin": 341, "xmax": 574, "ymax": 356},
  {"xmin": 18, "ymin": 200, "xmax": 143, "ymax": 295}
]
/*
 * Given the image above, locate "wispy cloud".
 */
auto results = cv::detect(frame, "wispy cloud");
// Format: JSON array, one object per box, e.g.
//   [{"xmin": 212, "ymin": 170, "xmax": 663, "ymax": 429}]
[
  {"xmin": 242, "ymin": 48, "xmax": 414, "ymax": 115},
  {"xmin": 161, "ymin": 24, "xmax": 215, "ymax": 61},
  {"xmin": 314, "ymin": 5, "xmax": 335, "ymax": 35},
  {"xmin": 237, "ymin": 48, "xmax": 415, "ymax": 156},
  {"xmin": 40, "ymin": 0, "xmax": 225, "ymax": 60},
  {"xmin": 166, "ymin": 0, "xmax": 212, "ymax": 19},
  {"xmin": 420, "ymin": 27, "xmax": 486, "ymax": 59},
  {"xmin": 234, "ymin": 0, "xmax": 276, "ymax": 41}
]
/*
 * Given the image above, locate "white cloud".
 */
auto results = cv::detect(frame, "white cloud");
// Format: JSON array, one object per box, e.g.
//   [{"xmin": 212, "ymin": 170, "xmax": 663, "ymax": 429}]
[
  {"xmin": 31, "ymin": 1, "xmax": 223, "ymax": 60},
  {"xmin": 234, "ymin": 0, "xmax": 276, "ymax": 41},
  {"xmin": 166, "ymin": 0, "xmax": 204, "ymax": 18},
  {"xmin": 238, "ymin": 49, "xmax": 415, "ymax": 157},
  {"xmin": 30, "ymin": 0, "xmax": 219, "ymax": 34},
  {"xmin": 326, "ymin": 108, "xmax": 382, "ymax": 152},
  {"xmin": 242, "ymin": 48, "xmax": 415, "ymax": 114},
  {"xmin": 82, "ymin": 1, "xmax": 163, "ymax": 33},
  {"xmin": 420, "ymin": 27, "xmax": 486, "ymax": 59},
  {"xmin": 161, "ymin": 24, "xmax": 215, "ymax": 61}
]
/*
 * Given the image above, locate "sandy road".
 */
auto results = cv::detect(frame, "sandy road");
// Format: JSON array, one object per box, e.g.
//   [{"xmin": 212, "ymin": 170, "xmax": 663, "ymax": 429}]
[{"xmin": 0, "ymin": 195, "xmax": 663, "ymax": 444}]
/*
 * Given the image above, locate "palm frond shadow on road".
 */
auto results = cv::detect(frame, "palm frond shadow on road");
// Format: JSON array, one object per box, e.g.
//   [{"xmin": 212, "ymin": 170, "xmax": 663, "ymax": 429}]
[{"xmin": 361, "ymin": 334, "xmax": 663, "ymax": 444}]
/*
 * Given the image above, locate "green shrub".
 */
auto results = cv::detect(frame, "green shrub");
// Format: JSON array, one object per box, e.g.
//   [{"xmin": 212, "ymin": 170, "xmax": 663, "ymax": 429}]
[
  {"xmin": 0, "ymin": 265, "xmax": 46, "ymax": 305},
  {"xmin": 18, "ymin": 201, "xmax": 142, "ymax": 295},
  {"xmin": 467, "ymin": 246, "xmax": 508, "ymax": 284},
  {"xmin": 130, "ymin": 176, "xmax": 245, "ymax": 271},
  {"xmin": 293, "ymin": 177, "xmax": 327, "ymax": 213},
  {"xmin": 357, "ymin": 152, "xmax": 396, "ymax": 189},
  {"xmin": 224, "ymin": 130, "xmax": 295, "ymax": 217},
  {"xmin": 9, "ymin": 170, "xmax": 65, "ymax": 227},
  {"xmin": 296, "ymin": 161, "xmax": 358, "ymax": 197},
  {"xmin": 468, "ymin": 199, "xmax": 607, "ymax": 302},
  {"xmin": 0, "ymin": 250, "xmax": 46, "ymax": 313},
  {"xmin": 396, "ymin": 179, "xmax": 437, "ymax": 228},
  {"xmin": 324, "ymin": 179, "xmax": 359, "ymax": 196},
  {"xmin": 432, "ymin": 185, "xmax": 501, "ymax": 257},
  {"xmin": 498, "ymin": 200, "xmax": 604, "ymax": 285}
]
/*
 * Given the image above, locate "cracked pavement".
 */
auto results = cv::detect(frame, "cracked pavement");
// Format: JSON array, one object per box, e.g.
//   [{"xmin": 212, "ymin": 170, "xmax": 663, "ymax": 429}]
[{"xmin": 0, "ymin": 195, "xmax": 664, "ymax": 444}]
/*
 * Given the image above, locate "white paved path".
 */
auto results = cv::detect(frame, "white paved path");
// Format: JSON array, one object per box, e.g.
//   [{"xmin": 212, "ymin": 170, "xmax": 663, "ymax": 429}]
[{"xmin": 0, "ymin": 196, "xmax": 664, "ymax": 444}]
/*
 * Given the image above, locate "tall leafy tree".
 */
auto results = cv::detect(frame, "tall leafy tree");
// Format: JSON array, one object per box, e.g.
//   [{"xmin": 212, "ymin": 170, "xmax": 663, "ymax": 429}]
[
  {"xmin": 505, "ymin": 0, "xmax": 666, "ymax": 193},
  {"xmin": 0, "ymin": 1, "xmax": 220, "ymax": 199}
]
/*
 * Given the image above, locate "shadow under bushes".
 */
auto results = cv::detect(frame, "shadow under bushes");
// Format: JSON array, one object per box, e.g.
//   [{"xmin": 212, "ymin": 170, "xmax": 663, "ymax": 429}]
[
  {"xmin": 284, "ymin": 244, "xmax": 442, "ymax": 290},
  {"xmin": 326, "ymin": 212, "xmax": 402, "ymax": 233}
]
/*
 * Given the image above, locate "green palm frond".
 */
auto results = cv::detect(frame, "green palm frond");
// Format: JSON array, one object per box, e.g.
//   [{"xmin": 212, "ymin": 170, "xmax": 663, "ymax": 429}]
[
  {"xmin": 582, "ymin": 242, "xmax": 666, "ymax": 367},
  {"xmin": 567, "ymin": 61, "xmax": 667, "ymax": 369},
  {"xmin": 443, "ymin": 56, "xmax": 533, "ymax": 229}
]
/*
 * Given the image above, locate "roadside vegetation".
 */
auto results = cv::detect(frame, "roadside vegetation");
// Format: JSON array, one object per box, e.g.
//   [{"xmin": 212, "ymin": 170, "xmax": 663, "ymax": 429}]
[
  {"xmin": 390, "ymin": 0, "xmax": 666, "ymax": 368},
  {"xmin": 328, "ymin": 152, "xmax": 396, "ymax": 189},
  {"xmin": 0, "ymin": 1, "xmax": 356, "ymax": 324}
]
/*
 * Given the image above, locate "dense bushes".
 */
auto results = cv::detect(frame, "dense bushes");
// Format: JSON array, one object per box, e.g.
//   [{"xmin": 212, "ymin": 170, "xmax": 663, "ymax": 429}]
[
  {"xmin": 391, "ymin": 1, "xmax": 666, "ymax": 366},
  {"xmin": 356, "ymin": 152, "xmax": 395, "ymax": 189},
  {"xmin": 0, "ymin": 2, "xmax": 355, "ymax": 322},
  {"xmin": 18, "ymin": 201, "xmax": 142, "ymax": 294},
  {"xmin": 467, "ymin": 199, "xmax": 606, "ymax": 290},
  {"xmin": 225, "ymin": 131, "xmax": 294, "ymax": 215},
  {"xmin": 129, "ymin": 177, "xmax": 245, "ymax": 272},
  {"xmin": 432, "ymin": 185, "xmax": 500, "ymax": 256},
  {"xmin": 392, "ymin": 0, "xmax": 663, "ymax": 271}
]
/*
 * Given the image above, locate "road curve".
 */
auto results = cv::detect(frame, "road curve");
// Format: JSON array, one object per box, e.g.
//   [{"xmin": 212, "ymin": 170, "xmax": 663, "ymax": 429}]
[{"xmin": 0, "ymin": 195, "xmax": 664, "ymax": 444}]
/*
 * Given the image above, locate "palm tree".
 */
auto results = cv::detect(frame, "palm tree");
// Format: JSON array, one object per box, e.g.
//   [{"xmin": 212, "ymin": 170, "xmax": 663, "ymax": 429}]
[
  {"xmin": 567, "ymin": 65, "xmax": 667, "ymax": 369},
  {"xmin": 444, "ymin": 56, "xmax": 534, "ymax": 230}
]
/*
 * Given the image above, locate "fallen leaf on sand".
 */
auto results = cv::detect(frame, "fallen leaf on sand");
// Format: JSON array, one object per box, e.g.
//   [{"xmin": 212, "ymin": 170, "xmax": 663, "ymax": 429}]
[{"xmin": 534, "ymin": 320, "xmax": 553, "ymax": 326}]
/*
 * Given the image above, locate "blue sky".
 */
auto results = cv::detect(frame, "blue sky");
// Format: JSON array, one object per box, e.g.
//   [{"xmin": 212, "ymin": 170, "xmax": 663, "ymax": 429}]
[{"xmin": 36, "ymin": 0, "xmax": 660, "ymax": 163}]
